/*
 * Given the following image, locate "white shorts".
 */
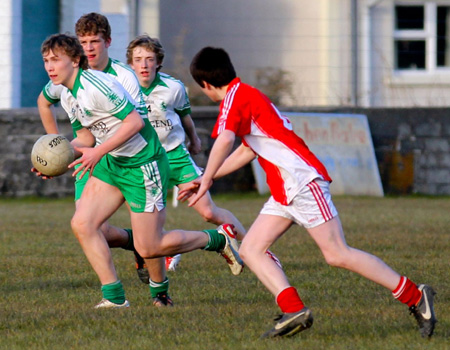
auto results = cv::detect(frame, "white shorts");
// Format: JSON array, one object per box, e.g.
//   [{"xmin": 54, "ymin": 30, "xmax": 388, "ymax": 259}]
[{"xmin": 260, "ymin": 178, "xmax": 338, "ymax": 228}]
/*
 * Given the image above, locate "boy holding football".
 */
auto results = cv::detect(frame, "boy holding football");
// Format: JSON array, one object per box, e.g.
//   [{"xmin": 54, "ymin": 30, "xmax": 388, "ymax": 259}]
[
  {"xmin": 36, "ymin": 13, "xmax": 168, "ymax": 304},
  {"xmin": 184, "ymin": 46, "xmax": 437, "ymax": 338},
  {"xmin": 39, "ymin": 34, "xmax": 243, "ymax": 308}
]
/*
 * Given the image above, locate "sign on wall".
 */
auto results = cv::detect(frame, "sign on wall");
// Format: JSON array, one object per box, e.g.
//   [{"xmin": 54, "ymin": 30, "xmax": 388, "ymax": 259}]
[{"xmin": 252, "ymin": 113, "xmax": 384, "ymax": 197}]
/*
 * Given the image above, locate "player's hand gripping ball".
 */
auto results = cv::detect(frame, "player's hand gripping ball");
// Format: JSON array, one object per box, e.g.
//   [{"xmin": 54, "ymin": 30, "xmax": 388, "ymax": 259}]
[{"xmin": 31, "ymin": 134, "xmax": 74, "ymax": 177}]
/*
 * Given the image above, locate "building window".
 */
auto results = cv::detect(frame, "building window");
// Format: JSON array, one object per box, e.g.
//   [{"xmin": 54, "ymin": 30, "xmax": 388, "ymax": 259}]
[
  {"xmin": 394, "ymin": 3, "xmax": 450, "ymax": 72},
  {"xmin": 437, "ymin": 6, "xmax": 450, "ymax": 67}
]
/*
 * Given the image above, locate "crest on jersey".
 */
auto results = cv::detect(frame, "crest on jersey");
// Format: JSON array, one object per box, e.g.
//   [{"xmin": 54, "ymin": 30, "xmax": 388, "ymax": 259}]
[
  {"xmin": 107, "ymin": 91, "xmax": 122, "ymax": 107},
  {"xmin": 83, "ymin": 108, "xmax": 92, "ymax": 117}
]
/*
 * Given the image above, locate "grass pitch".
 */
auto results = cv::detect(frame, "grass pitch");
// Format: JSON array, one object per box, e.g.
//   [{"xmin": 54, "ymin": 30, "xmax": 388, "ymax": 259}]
[{"xmin": 0, "ymin": 193, "xmax": 449, "ymax": 350}]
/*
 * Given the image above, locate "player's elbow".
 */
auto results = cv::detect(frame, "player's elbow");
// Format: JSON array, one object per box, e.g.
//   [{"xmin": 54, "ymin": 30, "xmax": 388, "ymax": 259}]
[{"xmin": 132, "ymin": 115, "xmax": 145, "ymax": 134}]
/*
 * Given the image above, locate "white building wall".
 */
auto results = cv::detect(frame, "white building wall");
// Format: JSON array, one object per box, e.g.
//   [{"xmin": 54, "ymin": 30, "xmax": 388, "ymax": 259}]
[
  {"xmin": 157, "ymin": 0, "xmax": 354, "ymax": 107},
  {"xmin": 140, "ymin": 0, "xmax": 160, "ymax": 38},
  {"xmin": 0, "ymin": 0, "xmax": 21, "ymax": 109}
]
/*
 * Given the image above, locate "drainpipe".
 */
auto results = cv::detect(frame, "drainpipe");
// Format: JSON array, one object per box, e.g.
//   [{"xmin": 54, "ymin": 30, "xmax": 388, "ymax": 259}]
[
  {"xmin": 351, "ymin": 0, "xmax": 358, "ymax": 106},
  {"xmin": 361, "ymin": 0, "xmax": 384, "ymax": 107}
]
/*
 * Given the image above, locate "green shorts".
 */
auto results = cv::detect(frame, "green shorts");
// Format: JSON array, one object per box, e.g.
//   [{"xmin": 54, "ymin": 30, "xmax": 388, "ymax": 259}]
[
  {"xmin": 91, "ymin": 153, "xmax": 169, "ymax": 213},
  {"xmin": 167, "ymin": 144, "xmax": 202, "ymax": 188},
  {"xmin": 74, "ymin": 164, "xmax": 89, "ymax": 201}
]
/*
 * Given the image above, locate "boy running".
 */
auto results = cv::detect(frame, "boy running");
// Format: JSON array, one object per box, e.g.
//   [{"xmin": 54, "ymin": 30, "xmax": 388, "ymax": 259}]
[
  {"xmin": 184, "ymin": 46, "xmax": 437, "ymax": 338},
  {"xmin": 125, "ymin": 35, "xmax": 250, "ymax": 271},
  {"xmin": 40, "ymin": 34, "xmax": 243, "ymax": 308}
]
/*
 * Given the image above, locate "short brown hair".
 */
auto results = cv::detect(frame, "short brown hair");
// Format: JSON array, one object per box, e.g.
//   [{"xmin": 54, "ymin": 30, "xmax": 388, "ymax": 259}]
[
  {"xmin": 126, "ymin": 35, "xmax": 165, "ymax": 67},
  {"xmin": 41, "ymin": 33, "xmax": 88, "ymax": 70},
  {"xmin": 75, "ymin": 12, "xmax": 111, "ymax": 42}
]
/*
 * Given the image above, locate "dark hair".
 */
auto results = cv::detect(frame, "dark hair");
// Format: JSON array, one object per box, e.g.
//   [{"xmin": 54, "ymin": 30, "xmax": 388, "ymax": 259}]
[
  {"xmin": 126, "ymin": 34, "xmax": 165, "ymax": 68},
  {"xmin": 190, "ymin": 47, "xmax": 236, "ymax": 88},
  {"xmin": 41, "ymin": 33, "xmax": 89, "ymax": 70},
  {"xmin": 75, "ymin": 12, "xmax": 111, "ymax": 42}
]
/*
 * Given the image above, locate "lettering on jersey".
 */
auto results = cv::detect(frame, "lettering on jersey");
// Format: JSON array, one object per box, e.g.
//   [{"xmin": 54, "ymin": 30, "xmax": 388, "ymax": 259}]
[
  {"xmin": 147, "ymin": 104, "xmax": 152, "ymax": 113},
  {"xmin": 150, "ymin": 119, "xmax": 173, "ymax": 131},
  {"xmin": 89, "ymin": 121, "xmax": 110, "ymax": 136}
]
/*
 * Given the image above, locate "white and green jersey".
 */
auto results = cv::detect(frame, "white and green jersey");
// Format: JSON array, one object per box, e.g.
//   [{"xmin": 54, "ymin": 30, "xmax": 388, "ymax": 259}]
[
  {"xmin": 43, "ymin": 58, "xmax": 147, "ymax": 116},
  {"xmin": 141, "ymin": 72, "xmax": 192, "ymax": 152},
  {"xmin": 65, "ymin": 68, "xmax": 164, "ymax": 167}
]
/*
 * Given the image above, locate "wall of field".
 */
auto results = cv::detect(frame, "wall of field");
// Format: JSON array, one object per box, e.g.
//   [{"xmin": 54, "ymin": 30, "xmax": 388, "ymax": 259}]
[{"xmin": 0, "ymin": 107, "xmax": 449, "ymax": 197}]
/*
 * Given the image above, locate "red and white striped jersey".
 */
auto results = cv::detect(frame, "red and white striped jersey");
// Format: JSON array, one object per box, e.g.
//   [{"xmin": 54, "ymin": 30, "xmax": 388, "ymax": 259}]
[{"xmin": 212, "ymin": 78, "xmax": 332, "ymax": 205}]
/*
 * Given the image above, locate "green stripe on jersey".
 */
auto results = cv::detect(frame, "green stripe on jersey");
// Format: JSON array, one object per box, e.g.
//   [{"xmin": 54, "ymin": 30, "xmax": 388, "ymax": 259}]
[{"xmin": 82, "ymin": 70, "xmax": 112, "ymax": 97}]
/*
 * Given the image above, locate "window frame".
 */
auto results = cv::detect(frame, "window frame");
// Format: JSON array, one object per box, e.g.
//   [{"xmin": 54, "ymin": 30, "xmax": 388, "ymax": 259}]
[{"xmin": 392, "ymin": 1, "xmax": 450, "ymax": 82}]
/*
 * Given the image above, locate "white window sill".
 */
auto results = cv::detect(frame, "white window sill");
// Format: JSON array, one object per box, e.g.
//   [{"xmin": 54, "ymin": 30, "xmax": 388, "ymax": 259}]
[{"xmin": 387, "ymin": 71, "xmax": 450, "ymax": 86}]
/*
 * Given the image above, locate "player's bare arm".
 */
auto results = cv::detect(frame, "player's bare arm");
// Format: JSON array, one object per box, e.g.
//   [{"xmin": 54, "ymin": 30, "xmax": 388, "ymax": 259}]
[
  {"xmin": 71, "ymin": 128, "xmax": 95, "ymax": 157},
  {"xmin": 187, "ymin": 129, "xmax": 236, "ymax": 207},
  {"xmin": 181, "ymin": 114, "xmax": 201, "ymax": 154},
  {"xmin": 178, "ymin": 141, "xmax": 256, "ymax": 202},
  {"xmin": 214, "ymin": 143, "xmax": 256, "ymax": 179},
  {"xmin": 37, "ymin": 91, "xmax": 59, "ymax": 134},
  {"xmin": 70, "ymin": 110, "xmax": 144, "ymax": 179}
]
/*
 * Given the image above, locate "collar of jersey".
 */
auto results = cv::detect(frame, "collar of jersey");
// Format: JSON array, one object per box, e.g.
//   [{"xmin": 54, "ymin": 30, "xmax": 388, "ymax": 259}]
[
  {"xmin": 141, "ymin": 73, "xmax": 169, "ymax": 95},
  {"xmin": 102, "ymin": 58, "xmax": 118, "ymax": 77},
  {"xmin": 70, "ymin": 68, "xmax": 84, "ymax": 98},
  {"xmin": 227, "ymin": 77, "xmax": 241, "ymax": 93}
]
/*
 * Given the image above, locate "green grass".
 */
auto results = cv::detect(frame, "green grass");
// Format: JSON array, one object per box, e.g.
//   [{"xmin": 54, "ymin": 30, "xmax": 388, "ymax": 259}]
[{"xmin": 1, "ymin": 194, "xmax": 449, "ymax": 350}]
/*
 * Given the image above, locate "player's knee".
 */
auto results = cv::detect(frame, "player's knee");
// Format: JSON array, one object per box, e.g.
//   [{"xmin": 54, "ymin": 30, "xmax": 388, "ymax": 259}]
[
  {"xmin": 322, "ymin": 251, "xmax": 347, "ymax": 268},
  {"xmin": 99, "ymin": 222, "xmax": 110, "ymax": 235},
  {"xmin": 238, "ymin": 243, "xmax": 252, "ymax": 264},
  {"xmin": 134, "ymin": 244, "xmax": 161, "ymax": 259},
  {"xmin": 198, "ymin": 206, "xmax": 216, "ymax": 223},
  {"xmin": 71, "ymin": 214, "xmax": 90, "ymax": 238}
]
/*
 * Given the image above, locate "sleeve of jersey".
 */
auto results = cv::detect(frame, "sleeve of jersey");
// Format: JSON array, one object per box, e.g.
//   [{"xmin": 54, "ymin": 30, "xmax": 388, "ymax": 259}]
[
  {"xmin": 95, "ymin": 82, "xmax": 136, "ymax": 121},
  {"xmin": 69, "ymin": 116, "xmax": 83, "ymax": 132},
  {"xmin": 120, "ymin": 75, "xmax": 146, "ymax": 113},
  {"xmin": 212, "ymin": 97, "xmax": 248, "ymax": 138},
  {"xmin": 42, "ymin": 80, "xmax": 62, "ymax": 104},
  {"xmin": 173, "ymin": 83, "xmax": 192, "ymax": 118}
]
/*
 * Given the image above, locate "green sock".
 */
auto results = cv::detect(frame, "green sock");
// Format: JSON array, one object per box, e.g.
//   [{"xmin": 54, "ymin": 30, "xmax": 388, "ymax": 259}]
[
  {"xmin": 202, "ymin": 229, "xmax": 226, "ymax": 252},
  {"xmin": 122, "ymin": 229, "xmax": 134, "ymax": 251},
  {"xmin": 149, "ymin": 277, "xmax": 169, "ymax": 298},
  {"xmin": 101, "ymin": 280, "xmax": 126, "ymax": 304}
]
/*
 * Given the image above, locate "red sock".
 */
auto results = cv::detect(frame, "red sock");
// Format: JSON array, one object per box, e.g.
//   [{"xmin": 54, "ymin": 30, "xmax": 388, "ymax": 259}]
[
  {"xmin": 392, "ymin": 276, "xmax": 422, "ymax": 307},
  {"xmin": 276, "ymin": 287, "xmax": 305, "ymax": 313}
]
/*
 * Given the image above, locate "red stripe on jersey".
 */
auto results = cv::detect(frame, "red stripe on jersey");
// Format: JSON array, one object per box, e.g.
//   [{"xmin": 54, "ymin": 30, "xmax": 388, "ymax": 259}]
[{"xmin": 257, "ymin": 156, "xmax": 288, "ymax": 203}]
